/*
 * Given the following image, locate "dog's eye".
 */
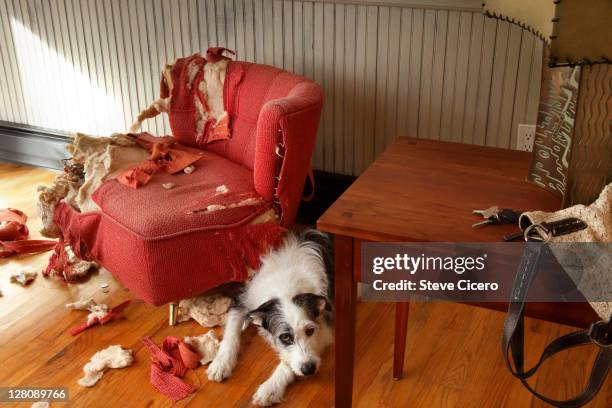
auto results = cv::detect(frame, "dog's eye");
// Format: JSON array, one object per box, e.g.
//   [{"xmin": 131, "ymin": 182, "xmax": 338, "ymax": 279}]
[
  {"xmin": 279, "ymin": 333, "xmax": 293, "ymax": 345},
  {"xmin": 305, "ymin": 327, "xmax": 315, "ymax": 337}
]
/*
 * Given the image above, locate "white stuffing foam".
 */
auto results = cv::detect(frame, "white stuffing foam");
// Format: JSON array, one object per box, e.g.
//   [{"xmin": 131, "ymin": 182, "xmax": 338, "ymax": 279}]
[
  {"xmin": 177, "ymin": 293, "xmax": 232, "ymax": 327},
  {"xmin": 66, "ymin": 298, "xmax": 109, "ymax": 325},
  {"xmin": 183, "ymin": 331, "xmax": 220, "ymax": 365},
  {"xmin": 78, "ymin": 345, "xmax": 133, "ymax": 387}
]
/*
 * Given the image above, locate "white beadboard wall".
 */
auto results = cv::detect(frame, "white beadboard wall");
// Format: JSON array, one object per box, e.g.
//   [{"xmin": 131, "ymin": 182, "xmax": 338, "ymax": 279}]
[{"xmin": 0, "ymin": 0, "xmax": 543, "ymax": 175}]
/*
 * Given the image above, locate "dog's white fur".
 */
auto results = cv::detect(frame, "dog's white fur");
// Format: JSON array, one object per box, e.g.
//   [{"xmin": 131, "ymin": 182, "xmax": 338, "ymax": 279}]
[{"xmin": 207, "ymin": 232, "xmax": 333, "ymax": 406}]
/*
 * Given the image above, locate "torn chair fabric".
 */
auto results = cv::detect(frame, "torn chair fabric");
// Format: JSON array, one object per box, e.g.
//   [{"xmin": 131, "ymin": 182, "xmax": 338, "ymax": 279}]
[
  {"xmin": 130, "ymin": 48, "xmax": 240, "ymax": 147},
  {"xmin": 116, "ymin": 133, "xmax": 205, "ymax": 188},
  {"xmin": 68, "ymin": 300, "xmax": 131, "ymax": 336},
  {"xmin": 78, "ymin": 345, "xmax": 133, "ymax": 387},
  {"xmin": 141, "ymin": 336, "xmax": 201, "ymax": 401},
  {"xmin": 0, "ymin": 208, "xmax": 57, "ymax": 258},
  {"xmin": 43, "ymin": 237, "xmax": 98, "ymax": 282}
]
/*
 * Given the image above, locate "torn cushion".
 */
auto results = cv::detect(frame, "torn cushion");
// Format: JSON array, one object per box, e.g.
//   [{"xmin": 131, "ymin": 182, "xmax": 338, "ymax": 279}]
[{"xmin": 54, "ymin": 149, "xmax": 284, "ymax": 305}]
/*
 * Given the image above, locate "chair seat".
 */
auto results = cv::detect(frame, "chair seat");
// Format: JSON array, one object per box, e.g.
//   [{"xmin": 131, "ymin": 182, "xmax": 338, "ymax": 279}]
[
  {"xmin": 54, "ymin": 151, "xmax": 282, "ymax": 306},
  {"xmin": 92, "ymin": 150, "xmax": 266, "ymax": 238}
]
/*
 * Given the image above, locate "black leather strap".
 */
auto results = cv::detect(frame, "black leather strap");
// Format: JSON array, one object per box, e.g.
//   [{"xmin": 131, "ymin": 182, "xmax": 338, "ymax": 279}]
[{"xmin": 503, "ymin": 242, "xmax": 611, "ymax": 407}]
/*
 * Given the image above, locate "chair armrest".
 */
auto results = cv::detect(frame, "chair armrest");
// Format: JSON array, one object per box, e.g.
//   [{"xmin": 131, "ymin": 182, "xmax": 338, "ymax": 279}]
[{"xmin": 254, "ymin": 81, "xmax": 323, "ymax": 227}]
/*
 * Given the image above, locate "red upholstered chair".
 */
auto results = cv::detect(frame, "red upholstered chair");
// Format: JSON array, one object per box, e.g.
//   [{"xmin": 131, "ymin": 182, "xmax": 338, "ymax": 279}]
[{"xmin": 53, "ymin": 61, "xmax": 323, "ymax": 307}]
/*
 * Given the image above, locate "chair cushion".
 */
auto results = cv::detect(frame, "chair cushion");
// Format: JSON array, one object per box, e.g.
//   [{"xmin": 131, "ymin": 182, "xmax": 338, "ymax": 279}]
[
  {"xmin": 54, "ymin": 151, "xmax": 283, "ymax": 305},
  {"xmin": 92, "ymin": 150, "xmax": 265, "ymax": 238}
]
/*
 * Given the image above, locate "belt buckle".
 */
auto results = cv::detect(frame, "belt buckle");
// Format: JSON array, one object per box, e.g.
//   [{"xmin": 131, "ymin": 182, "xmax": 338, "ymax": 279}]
[{"xmin": 588, "ymin": 320, "xmax": 612, "ymax": 349}]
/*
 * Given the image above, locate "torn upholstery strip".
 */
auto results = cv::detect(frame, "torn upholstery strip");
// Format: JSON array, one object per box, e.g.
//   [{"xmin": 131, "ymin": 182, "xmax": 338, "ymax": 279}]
[
  {"xmin": 0, "ymin": 208, "xmax": 57, "ymax": 258},
  {"xmin": 142, "ymin": 336, "xmax": 201, "ymax": 401},
  {"xmin": 117, "ymin": 133, "xmax": 204, "ymax": 188},
  {"xmin": 68, "ymin": 299, "xmax": 131, "ymax": 336}
]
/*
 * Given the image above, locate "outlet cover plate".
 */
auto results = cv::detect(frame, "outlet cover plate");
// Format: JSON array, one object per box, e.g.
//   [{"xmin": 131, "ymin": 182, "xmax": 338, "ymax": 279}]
[{"xmin": 517, "ymin": 124, "xmax": 536, "ymax": 152}]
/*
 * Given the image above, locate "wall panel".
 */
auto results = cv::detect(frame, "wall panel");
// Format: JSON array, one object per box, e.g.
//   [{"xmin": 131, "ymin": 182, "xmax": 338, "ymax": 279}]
[{"xmin": 0, "ymin": 0, "xmax": 543, "ymax": 175}]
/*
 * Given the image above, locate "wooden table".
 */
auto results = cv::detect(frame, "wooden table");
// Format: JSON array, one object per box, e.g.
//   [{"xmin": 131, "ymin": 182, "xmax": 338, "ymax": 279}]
[{"xmin": 317, "ymin": 137, "xmax": 598, "ymax": 408}]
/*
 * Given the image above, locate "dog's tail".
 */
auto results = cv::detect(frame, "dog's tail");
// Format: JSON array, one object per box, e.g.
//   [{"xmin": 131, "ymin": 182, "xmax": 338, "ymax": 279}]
[{"xmin": 298, "ymin": 229, "xmax": 334, "ymax": 301}]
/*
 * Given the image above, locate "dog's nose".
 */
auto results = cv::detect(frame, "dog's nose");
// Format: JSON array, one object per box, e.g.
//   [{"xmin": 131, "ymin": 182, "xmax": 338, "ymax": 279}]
[{"xmin": 301, "ymin": 362, "xmax": 316, "ymax": 376}]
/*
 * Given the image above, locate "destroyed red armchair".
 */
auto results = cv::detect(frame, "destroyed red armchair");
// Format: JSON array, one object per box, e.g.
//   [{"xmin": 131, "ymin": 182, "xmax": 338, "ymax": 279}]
[{"xmin": 53, "ymin": 61, "xmax": 323, "ymax": 305}]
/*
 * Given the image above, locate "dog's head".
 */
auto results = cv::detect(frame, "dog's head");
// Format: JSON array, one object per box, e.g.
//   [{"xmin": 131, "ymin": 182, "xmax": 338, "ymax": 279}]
[{"xmin": 246, "ymin": 293, "xmax": 333, "ymax": 377}]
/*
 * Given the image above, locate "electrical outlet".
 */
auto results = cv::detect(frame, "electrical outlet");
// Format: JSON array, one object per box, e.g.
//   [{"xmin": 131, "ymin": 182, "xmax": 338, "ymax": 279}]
[{"xmin": 517, "ymin": 124, "xmax": 536, "ymax": 152}]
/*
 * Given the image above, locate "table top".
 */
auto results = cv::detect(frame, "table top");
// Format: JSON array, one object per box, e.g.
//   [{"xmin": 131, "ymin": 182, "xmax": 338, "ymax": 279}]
[{"xmin": 317, "ymin": 137, "xmax": 561, "ymax": 242}]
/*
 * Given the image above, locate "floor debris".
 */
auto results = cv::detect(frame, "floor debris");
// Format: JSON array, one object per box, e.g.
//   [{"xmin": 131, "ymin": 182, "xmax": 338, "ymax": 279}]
[
  {"xmin": 43, "ymin": 241, "xmax": 98, "ymax": 282},
  {"xmin": 215, "ymin": 184, "xmax": 229, "ymax": 194},
  {"xmin": 183, "ymin": 165, "xmax": 195, "ymax": 174},
  {"xmin": 142, "ymin": 336, "xmax": 201, "ymax": 401},
  {"xmin": 183, "ymin": 331, "xmax": 220, "ymax": 365},
  {"xmin": 78, "ymin": 345, "xmax": 134, "ymax": 387},
  {"xmin": 177, "ymin": 293, "xmax": 232, "ymax": 327},
  {"xmin": 162, "ymin": 182, "xmax": 176, "ymax": 190},
  {"xmin": 0, "ymin": 208, "xmax": 57, "ymax": 257},
  {"xmin": 65, "ymin": 298, "xmax": 109, "ymax": 325},
  {"xmin": 10, "ymin": 270, "xmax": 37, "ymax": 286},
  {"xmin": 68, "ymin": 299, "xmax": 131, "ymax": 336}
]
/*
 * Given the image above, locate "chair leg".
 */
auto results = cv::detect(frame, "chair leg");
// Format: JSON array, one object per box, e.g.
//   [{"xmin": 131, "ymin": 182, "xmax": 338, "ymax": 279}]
[
  {"xmin": 169, "ymin": 302, "xmax": 177, "ymax": 326},
  {"xmin": 393, "ymin": 301, "xmax": 410, "ymax": 379}
]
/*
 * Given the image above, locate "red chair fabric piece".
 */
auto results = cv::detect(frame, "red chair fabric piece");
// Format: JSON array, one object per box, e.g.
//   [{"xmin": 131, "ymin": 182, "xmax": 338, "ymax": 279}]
[
  {"xmin": 142, "ymin": 336, "xmax": 201, "ymax": 401},
  {"xmin": 117, "ymin": 133, "xmax": 205, "ymax": 188},
  {"xmin": 67, "ymin": 300, "xmax": 131, "ymax": 336},
  {"xmin": 0, "ymin": 208, "xmax": 57, "ymax": 257}
]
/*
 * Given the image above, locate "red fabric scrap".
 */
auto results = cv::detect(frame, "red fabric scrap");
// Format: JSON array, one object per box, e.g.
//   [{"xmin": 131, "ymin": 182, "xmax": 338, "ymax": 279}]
[
  {"xmin": 206, "ymin": 47, "xmax": 235, "ymax": 63},
  {"xmin": 117, "ymin": 133, "xmax": 204, "ymax": 188},
  {"xmin": 0, "ymin": 208, "xmax": 57, "ymax": 257},
  {"xmin": 142, "ymin": 336, "xmax": 201, "ymax": 401},
  {"xmin": 43, "ymin": 237, "xmax": 93, "ymax": 282},
  {"xmin": 68, "ymin": 299, "xmax": 131, "ymax": 336}
]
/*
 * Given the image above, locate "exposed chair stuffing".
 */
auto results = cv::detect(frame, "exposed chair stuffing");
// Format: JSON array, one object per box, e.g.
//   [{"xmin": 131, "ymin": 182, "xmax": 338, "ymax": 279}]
[
  {"xmin": 183, "ymin": 331, "xmax": 220, "ymax": 365},
  {"xmin": 78, "ymin": 345, "xmax": 134, "ymax": 387},
  {"xmin": 67, "ymin": 300, "xmax": 131, "ymax": 336},
  {"xmin": 177, "ymin": 293, "xmax": 232, "ymax": 327},
  {"xmin": 65, "ymin": 298, "xmax": 109, "ymax": 325}
]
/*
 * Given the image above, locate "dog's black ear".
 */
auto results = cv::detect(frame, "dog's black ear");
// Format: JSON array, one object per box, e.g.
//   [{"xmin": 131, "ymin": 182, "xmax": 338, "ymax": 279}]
[
  {"xmin": 293, "ymin": 293, "xmax": 332, "ymax": 319},
  {"xmin": 245, "ymin": 298, "xmax": 279, "ymax": 328}
]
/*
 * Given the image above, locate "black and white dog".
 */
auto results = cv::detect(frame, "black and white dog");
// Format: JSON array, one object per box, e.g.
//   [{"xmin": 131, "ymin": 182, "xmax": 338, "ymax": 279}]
[{"xmin": 207, "ymin": 230, "xmax": 334, "ymax": 406}]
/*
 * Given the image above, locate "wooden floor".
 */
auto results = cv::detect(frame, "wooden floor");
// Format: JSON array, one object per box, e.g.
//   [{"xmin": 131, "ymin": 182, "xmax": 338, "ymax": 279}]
[{"xmin": 0, "ymin": 162, "xmax": 609, "ymax": 408}]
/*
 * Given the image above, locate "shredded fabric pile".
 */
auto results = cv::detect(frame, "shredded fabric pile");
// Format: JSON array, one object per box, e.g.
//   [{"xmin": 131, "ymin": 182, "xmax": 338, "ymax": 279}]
[
  {"xmin": 37, "ymin": 133, "xmax": 148, "ymax": 230},
  {"xmin": 78, "ymin": 345, "xmax": 134, "ymax": 387},
  {"xmin": 177, "ymin": 293, "xmax": 232, "ymax": 327},
  {"xmin": 67, "ymin": 299, "xmax": 131, "ymax": 336},
  {"xmin": 141, "ymin": 336, "xmax": 202, "ymax": 401},
  {"xmin": 0, "ymin": 208, "xmax": 56, "ymax": 257},
  {"xmin": 43, "ymin": 241, "xmax": 98, "ymax": 282},
  {"xmin": 115, "ymin": 133, "xmax": 204, "ymax": 188}
]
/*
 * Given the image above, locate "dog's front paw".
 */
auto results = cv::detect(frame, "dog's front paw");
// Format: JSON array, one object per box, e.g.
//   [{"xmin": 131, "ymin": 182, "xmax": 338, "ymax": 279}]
[
  {"xmin": 207, "ymin": 353, "xmax": 234, "ymax": 382},
  {"xmin": 252, "ymin": 382, "xmax": 285, "ymax": 406}
]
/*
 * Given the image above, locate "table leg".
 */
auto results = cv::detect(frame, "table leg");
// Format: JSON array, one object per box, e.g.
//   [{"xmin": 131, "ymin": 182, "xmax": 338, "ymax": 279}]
[
  {"xmin": 393, "ymin": 302, "xmax": 410, "ymax": 379},
  {"xmin": 334, "ymin": 235, "xmax": 356, "ymax": 408}
]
